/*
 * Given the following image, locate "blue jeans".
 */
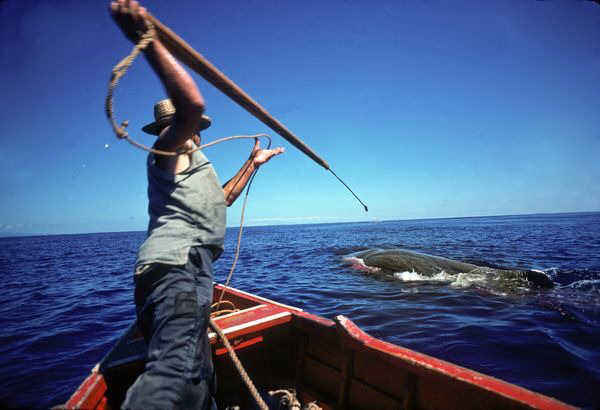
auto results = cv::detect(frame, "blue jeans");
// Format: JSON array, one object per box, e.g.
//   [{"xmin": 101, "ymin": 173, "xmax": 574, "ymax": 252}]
[{"xmin": 122, "ymin": 247, "xmax": 217, "ymax": 410}]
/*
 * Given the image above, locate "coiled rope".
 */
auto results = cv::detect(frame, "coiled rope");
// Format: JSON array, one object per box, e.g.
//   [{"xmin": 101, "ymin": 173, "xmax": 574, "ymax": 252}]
[
  {"xmin": 269, "ymin": 389, "xmax": 322, "ymax": 410},
  {"xmin": 106, "ymin": 26, "xmax": 270, "ymax": 410}
]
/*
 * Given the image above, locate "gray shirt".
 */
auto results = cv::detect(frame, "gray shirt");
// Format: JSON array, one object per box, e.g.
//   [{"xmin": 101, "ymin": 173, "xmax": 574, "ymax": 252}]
[{"xmin": 136, "ymin": 150, "xmax": 226, "ymax": 267}]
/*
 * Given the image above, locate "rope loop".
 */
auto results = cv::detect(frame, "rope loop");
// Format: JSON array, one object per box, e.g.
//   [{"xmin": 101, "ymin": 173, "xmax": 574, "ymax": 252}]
[
  {"xmin": 106, "ymin": 34, "xmax": 272, "ymax": 157},
  {"xmin": 105, "ymin": 21, "xmax": 156, "ymax": 141}
]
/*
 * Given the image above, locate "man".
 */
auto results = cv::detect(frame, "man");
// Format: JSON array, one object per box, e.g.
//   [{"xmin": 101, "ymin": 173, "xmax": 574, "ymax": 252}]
[{"xmin": 110, "ymin": 1, "xmax": 284, "ymax": 408}]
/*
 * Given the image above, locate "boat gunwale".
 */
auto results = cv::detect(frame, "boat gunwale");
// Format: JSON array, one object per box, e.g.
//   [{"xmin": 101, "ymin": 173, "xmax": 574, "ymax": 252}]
[{"xmin": 62, "ymin": 284, "xmax": 575, "ymax": 410}]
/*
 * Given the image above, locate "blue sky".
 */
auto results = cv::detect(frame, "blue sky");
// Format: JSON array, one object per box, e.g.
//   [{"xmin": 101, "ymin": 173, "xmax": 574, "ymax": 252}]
[{"xmin": 1, "ymin": 0, "xmax": 599, "ymax": 235}]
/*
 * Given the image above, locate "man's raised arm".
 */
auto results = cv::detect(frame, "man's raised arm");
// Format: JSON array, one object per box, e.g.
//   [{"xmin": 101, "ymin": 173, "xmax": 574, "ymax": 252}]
[
  {"xmin": 223, "ymin": 138, "xmax": 284, "ymax": 206},
  {"xmin": 110, "ymin": 0, "xmax": 203, "ymax": 152}
]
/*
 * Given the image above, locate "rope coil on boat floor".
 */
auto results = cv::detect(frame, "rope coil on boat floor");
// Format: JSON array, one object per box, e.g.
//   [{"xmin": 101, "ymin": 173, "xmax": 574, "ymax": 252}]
[
  {"xmin": 270, "ymin": 389, "xmax": 301, "ymax": 409},
  {"xmin": 269, "ymin": 389, "xmax": 322, "ymax": 410}
]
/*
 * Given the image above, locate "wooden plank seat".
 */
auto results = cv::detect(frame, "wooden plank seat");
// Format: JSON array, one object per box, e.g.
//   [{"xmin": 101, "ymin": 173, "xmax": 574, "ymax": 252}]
[{"xmin": 210, "ymin": 304, "xmax": 294, "ymax": 356}]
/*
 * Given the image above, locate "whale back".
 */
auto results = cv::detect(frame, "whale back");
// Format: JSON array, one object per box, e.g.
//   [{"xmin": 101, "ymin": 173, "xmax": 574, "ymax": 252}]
[{"xmin": 355, "ymin": 249, "xmax": 480, "ymax": 275}]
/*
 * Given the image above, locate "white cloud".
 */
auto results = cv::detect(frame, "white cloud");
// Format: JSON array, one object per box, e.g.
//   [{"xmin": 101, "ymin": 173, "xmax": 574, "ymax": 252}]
[{"xmin": 247, "ymin": 216, "xmax": 339, "ymax": 224}]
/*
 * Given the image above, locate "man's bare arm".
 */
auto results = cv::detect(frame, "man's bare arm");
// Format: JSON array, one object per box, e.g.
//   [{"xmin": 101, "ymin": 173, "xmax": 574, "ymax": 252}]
[
  {"xmin": 110, "ymin": 0, "xmax": 203, "ymax": 152},
  {"xmin": 223, "ymin": 139, "xmax": 284, "ymax": 206}
]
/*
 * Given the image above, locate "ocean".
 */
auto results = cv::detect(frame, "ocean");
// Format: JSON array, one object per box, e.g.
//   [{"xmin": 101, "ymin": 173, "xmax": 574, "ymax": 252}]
[{"xmin": 0, "ymin": 212, "xmax": 599, "ymax": 409}]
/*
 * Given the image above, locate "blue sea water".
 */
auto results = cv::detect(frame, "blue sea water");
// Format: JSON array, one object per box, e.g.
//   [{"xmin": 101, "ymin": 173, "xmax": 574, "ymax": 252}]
[{"xmin": 0, "ymin": 212, "xmax": 599, "ymax": 409}]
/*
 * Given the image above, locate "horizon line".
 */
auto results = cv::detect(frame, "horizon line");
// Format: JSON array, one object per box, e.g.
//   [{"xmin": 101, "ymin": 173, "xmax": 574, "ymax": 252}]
[{"xmin": 1, "ymin": 210, "xmax": 597, "ymax": 239}]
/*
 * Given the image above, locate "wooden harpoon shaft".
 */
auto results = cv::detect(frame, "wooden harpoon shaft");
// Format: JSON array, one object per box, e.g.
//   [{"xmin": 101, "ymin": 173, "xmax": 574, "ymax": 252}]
[{"xmin": 146, "ymin": 12, "xmax": 330, "ymax": 170}]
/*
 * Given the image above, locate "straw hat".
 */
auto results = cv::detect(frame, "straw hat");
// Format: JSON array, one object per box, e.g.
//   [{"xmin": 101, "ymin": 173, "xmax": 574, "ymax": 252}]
[{"xmin": 141, "ymin": 99, "xmax": 212, "ymax": 135}]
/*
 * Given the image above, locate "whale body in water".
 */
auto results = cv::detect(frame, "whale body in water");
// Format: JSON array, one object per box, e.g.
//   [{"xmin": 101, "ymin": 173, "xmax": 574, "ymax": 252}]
[{"xmin": 346, "ymin": 248, "xmax": 553, "ymax": 289}]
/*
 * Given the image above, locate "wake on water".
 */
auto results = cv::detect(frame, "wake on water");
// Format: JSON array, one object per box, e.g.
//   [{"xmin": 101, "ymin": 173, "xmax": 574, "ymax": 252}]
[{"xmin": 343, "ymin": 251, "xmax": 600, "ymax": 320}]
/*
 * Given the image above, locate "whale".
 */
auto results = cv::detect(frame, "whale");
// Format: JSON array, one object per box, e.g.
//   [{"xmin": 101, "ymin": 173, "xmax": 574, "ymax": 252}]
[{"xmin": 345, "ymin": 248, "xmax": 553, "ymax": 289}]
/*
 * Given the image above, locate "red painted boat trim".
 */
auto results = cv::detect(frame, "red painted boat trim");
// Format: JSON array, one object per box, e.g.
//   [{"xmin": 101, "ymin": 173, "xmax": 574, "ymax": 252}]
[
  {"xmin": 215, "ymin": 335, "xmax": 264, "ymax": 356},
  {"xmin": 64, "ymin": 371, "xmax": 107, "ymax": 409},
  {"xmin": 293, "ymin": 309, "xmax": 336, "ymax": 328},
  {"xmin": 335, "ymin": 315, "xmax": 575, "ymax": 410}
]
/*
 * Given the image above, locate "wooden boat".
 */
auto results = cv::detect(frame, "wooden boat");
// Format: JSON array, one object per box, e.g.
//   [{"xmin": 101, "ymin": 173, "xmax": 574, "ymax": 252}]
[{"xmin": 64, "ymin": 284, "xmax": 573, "ymax": 409}]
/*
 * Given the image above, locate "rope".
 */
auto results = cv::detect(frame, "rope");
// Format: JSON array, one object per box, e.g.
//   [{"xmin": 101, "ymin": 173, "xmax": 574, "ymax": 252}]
[
  {"xmin": 210, "ymin": 300, "xmax": 239, "ymax": 318},
  {"xmin": 104, "ymin": 23, "xmax": 272, "ymax": 158},
  {"xmin": 105, "ymin": 17, "xmax": 368, "ymax": 213},
  {"xmin": 210, "ymin": 308, "xmax": 237, "ymax": 316},
  {"xmin": 270, "ymin": 389, "xmax": 301, "ymax": 409},
  {"xmin": 214, "ymin": 137, "xmax": 272, "ymax": 311},
  {"xmin": 105, "ymin": 22, "xmax": 156, "ymax": 142},
  {"xmin": 269, "ymin": 389, "xmax": 322, "ymax": 410},
  {"xmin": 269, "ymin": 389, "xmax": 302, "ymax": 410},
  {"xmin": 207, "ymin": 140, "xmax": 270, "ymax": 410},
  {"xmin": 209, "ymin": 318, "xmax": 268, "ymax": 410},
  {"xmin": 211, "ymin": 300, "xmax": 236, "ymax": 312},
  {"xmin": 121, "ymin": 133, "xmax": 271, "ymax": 157},
  {"xmin": 200, "ymin": 138, "xmax": 269, "ymax": 410}
]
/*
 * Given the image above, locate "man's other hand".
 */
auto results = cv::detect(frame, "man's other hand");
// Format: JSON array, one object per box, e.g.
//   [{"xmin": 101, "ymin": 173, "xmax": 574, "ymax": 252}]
[{"xmin": 250, "ymin": 138, "xmax": 285, "ymax": 166}]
